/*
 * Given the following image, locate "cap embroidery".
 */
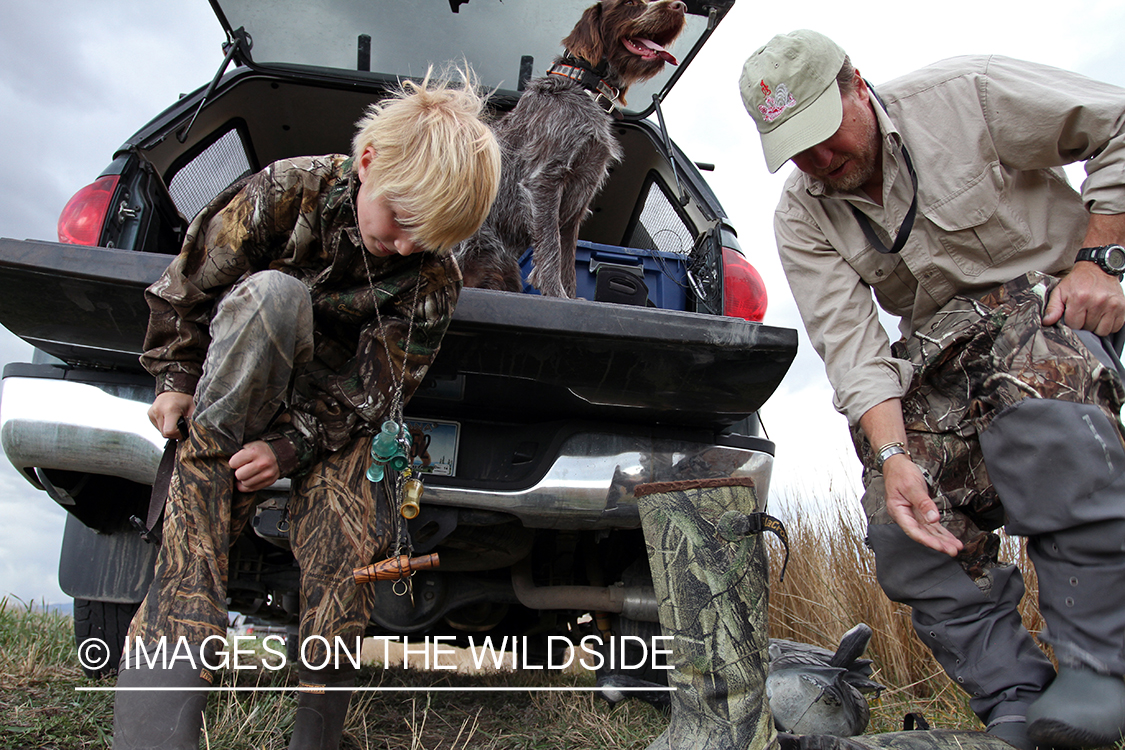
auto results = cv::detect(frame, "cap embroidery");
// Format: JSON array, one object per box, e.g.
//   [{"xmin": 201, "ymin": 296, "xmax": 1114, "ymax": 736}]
[{"xmin": 758, "ymin": 80, "xmax": 796, "ymax": 122}]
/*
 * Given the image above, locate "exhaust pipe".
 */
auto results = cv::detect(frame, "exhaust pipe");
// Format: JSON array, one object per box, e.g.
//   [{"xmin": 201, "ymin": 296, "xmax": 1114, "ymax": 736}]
[{"xmin": 510, "ymin": 557, "xmax": 659, "ymax": 622}]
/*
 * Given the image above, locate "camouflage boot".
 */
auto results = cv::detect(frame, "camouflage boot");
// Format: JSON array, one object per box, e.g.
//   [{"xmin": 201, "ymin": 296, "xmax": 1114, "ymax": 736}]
[{"xmin": 636, "ymin": 479, "xmax": 777, "ymax": 750}]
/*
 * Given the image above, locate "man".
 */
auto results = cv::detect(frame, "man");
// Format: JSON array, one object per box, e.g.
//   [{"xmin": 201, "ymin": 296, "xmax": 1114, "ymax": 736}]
[{"xmin": 740, "ymin": 30, "xmax": 1125, "ymax": 750}]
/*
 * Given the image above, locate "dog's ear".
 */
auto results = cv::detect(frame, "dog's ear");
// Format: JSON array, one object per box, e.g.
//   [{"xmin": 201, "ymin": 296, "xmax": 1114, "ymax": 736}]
[{"xmin": 562, "ymin": 2, "xmax": 605, "ymax": 66}]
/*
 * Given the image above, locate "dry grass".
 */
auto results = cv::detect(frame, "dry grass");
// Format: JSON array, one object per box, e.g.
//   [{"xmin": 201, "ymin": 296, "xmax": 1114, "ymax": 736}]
[
  {"xmin": 191, "ymin": 663, "xmax": 666, "ymax": 749},
  {"xmin": 3, "ymin": 490, "xmax": 1113, "ymax": 747},
  {"xmin": 0, "ymin": 597, "xmax": 665, "ymax": 749}
]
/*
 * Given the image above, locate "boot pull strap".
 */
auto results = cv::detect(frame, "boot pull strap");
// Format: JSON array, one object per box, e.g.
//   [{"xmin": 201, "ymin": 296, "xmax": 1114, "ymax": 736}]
[
  {"xmin": 718, "ymin": 511, "xmax": 790, "ymax": 583},
  {"xmin": 634, "ymin": 478, "xmax": 790, "ymax": 582},
  {"xmin": 130, "ymin": 417, "xmax": 189, "ymax": 545}
]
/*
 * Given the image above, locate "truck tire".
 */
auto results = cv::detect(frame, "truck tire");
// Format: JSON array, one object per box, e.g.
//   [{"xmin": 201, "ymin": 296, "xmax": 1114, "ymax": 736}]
[{"xmin": 74, "ymin": 598, "xmax": 140, "ymax": 679}]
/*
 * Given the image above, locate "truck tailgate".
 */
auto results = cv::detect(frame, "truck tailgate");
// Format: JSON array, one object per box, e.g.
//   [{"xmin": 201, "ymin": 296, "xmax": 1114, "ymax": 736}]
[{"xmin": 0, "ymin": 238, "xmax": 797, "ymax": 427}]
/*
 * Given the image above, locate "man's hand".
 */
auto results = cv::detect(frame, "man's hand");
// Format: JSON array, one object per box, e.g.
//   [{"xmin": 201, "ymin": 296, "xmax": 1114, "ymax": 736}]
[
  {"xmin": 230, "ymin": 441, "xmax": 280, "ymax": 493},
  {"xmin": 1045, "ymin": 213, "xmax": 1125, "ymax": 334},
  {"xmin": 1043, "ymin": 260, "xmax": 1125, "ymax": 336},
  {"xmin": 148, "ymin": 391, "xmax": 194, "ymax": 439},
  {"xmin": 882, "ymin": 453, "xmax": 964, "ymax": 557},
  {"xmin": 861, "ymin": 399, "xmax": 961, "ymax": 555}
]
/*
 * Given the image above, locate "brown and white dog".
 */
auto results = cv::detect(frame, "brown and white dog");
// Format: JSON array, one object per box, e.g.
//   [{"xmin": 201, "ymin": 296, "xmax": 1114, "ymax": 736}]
[{"xmin": 456, "ymin": 0, "xmax": 687, "ymax": 298}]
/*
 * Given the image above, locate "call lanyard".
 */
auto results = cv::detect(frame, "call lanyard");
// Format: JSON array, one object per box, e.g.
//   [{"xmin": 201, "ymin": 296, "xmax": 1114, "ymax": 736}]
[{"xmin": 850, "ymin": 84, "xmax": 918, "ymax": 255}]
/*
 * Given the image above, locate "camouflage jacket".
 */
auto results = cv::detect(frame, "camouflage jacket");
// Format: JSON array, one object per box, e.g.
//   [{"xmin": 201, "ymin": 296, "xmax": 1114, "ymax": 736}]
[{"xmin": 141, "ymin": 155, "xmax": 462, "ymax": 477}]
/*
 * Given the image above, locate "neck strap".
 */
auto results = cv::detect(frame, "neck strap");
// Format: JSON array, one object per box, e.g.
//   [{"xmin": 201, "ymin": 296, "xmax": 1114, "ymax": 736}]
[{"xmin": 850, "ymin": 82, "xmax": 918, "ymax": 255}]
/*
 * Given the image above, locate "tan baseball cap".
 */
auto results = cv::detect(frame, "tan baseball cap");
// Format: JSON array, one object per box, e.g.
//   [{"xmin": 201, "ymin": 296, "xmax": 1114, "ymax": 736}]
[{"xmin": 739, "ymin": 30, "xmax": 847, "ymax": 173}]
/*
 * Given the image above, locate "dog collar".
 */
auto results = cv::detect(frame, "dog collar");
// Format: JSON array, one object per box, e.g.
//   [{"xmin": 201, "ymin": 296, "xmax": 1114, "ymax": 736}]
[{"xmin": 547, "ymin": 59, "xmax": 621, "ymax": 115}]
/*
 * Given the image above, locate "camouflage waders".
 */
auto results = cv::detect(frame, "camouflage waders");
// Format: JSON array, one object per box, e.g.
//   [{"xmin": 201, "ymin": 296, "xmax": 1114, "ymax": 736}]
[
  {"xmin": 637, "ymin": 478, "xmax": 777, "ymax": 750},
  {"xmin": 116, "ymin": 271, "xmax": 392, "ymax": 749},
  {"xmin": 634, "ymin": 475, "xmax": 1036, "ymax": 750},
  {"xmin": 854, "ymin": 271, "xmax": 1125, "ymax": 745}
]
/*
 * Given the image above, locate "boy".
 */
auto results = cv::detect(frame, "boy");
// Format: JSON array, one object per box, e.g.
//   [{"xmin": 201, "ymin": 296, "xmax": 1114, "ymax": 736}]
[{"xmin": 113, "ymin": 69, "xmax": 501, "ymax": 750}]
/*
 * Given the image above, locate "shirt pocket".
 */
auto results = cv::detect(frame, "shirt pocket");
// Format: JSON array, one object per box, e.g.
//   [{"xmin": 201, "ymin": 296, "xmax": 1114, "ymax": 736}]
[
  {"xmin": 923, "ymin": 163, "xmax": 1029, "ymax": 277},
  {"xmin": 844, "ymin": 244, "xmax": 915, "ymax": 314}
]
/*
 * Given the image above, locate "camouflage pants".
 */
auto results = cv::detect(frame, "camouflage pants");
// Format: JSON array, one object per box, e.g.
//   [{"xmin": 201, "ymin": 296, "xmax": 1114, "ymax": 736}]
[
  {"xmin": 129, "ymin": 271, "xmax": 392, "ymax": 666},
  {"xmin": 854, "ymin": 271, "xmax": 1125, "ymax": 576}
]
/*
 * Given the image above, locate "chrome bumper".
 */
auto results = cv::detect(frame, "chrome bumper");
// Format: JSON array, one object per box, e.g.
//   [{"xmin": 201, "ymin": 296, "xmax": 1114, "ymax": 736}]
[{"xmin": 0, "ymin": 375, "xmax": 774, "ymax": 529}]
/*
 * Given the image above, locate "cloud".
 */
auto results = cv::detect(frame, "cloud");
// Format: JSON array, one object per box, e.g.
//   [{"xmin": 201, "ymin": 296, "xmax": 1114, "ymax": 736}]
[{"xmin": 0, "ymin": 2, "xmax": 223, "ymax": 605}]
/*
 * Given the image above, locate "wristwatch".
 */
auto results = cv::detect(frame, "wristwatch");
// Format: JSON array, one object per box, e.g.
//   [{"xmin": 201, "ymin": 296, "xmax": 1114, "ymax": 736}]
[{"xmin": 1076, "ymin": 244, "xmax": 1125, "ymax": 280}]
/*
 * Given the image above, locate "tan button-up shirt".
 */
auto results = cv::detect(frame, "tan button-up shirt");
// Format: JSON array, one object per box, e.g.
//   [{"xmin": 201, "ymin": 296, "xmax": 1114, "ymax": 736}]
[{"xmin": 775, "ymin": 55, "xmax": 1125, "ymax": 425}]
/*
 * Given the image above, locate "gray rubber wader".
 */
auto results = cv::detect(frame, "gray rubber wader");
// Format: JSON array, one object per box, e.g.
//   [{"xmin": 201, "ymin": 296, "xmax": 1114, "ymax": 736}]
[
  {"xmin": 867, "ymin": 523, "xmax": 1054, "ymax": 726},
  {"xmin": 288, "ymin": 664, "xmax": 358, "ymax": 750},
  {"xmin": 980, "ymin": 397, "xmax": 1125, "ymax": 746},
  {"xmin": 778, "ymin": 729, "xmax": 1032, "ymax": 750},
  {"xmin": 112, "ymin": 646, "xmax": 213, "ymax": 749}
]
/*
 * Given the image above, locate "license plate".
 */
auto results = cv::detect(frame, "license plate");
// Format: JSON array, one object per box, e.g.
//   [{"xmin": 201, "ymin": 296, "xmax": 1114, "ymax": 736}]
[{"xmin": 404, "ymin": 418, "xmax": 460, "ymax": 477}]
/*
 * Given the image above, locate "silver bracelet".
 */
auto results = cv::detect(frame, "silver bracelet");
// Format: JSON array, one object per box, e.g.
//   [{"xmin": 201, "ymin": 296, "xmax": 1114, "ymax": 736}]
[{"xmin": 875, "ymin": 441, "xmax": 910, "ymax": 470}]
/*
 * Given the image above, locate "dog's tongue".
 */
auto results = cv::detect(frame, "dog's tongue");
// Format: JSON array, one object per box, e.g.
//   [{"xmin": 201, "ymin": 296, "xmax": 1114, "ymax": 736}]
[{"xmin": 634, "ymin": 38, "xmax": 678, "ymax": 65}]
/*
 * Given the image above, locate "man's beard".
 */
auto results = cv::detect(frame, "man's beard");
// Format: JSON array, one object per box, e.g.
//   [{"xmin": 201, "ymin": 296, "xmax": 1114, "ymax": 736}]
[{"xmin": 819, "ymin": 114, "xmax": 879, "ymax": 192}]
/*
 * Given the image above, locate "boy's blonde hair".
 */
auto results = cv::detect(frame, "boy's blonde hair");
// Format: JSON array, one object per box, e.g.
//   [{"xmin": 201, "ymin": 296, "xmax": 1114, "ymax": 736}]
[{"xmin": 352, "ymin": 66, "xmax": 501, "ymax": 254}]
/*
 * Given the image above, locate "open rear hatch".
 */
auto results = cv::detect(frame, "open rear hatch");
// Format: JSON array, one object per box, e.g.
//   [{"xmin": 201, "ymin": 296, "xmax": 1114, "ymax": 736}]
[{"xmin": 207, "ymin": 0, "xmax": 735, "ymax": 119}]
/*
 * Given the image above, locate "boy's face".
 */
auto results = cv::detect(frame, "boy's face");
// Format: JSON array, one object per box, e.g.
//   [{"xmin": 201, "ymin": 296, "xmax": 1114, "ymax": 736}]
[{"xmin": 356, "ymin": 146, "xmax": 424, "ymax": 257}]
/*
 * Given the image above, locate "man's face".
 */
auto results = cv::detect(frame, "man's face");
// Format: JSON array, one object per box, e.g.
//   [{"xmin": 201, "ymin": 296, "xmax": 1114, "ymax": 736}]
[{"xmin": 791, "ymin": 78, "xmax": 881, "ymax": 193}]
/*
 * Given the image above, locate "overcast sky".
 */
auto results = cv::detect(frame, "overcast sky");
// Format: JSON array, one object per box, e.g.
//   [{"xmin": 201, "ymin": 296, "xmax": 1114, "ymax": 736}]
[{"xmin": 1, "ymin": 1, "xmax": 1124, "ymax": 605}]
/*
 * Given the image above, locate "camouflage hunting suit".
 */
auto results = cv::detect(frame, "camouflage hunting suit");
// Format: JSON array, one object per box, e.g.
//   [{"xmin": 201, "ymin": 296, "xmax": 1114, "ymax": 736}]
[
  {"xmin": 853, "ymin": 271, "xmax": 1125, "ymax": 578},
  {"xmin": 142, "ymin": 155, "xmax": 460, "ymax": 476},
  {"xmin": 131, "ymin": 156, "xmax": 461, "ymax": 663}
]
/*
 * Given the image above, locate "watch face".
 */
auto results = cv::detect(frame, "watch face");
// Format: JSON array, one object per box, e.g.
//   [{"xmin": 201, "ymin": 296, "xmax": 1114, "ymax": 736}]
[{"xmin": 1106, "ymin": 245, "xmax": 1125, "ymax": 273}]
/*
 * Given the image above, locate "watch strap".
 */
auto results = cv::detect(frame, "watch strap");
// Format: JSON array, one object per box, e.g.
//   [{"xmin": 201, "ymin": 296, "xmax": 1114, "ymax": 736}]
[{"xmin": 1076, "ymin": 245, "xmax": 1125, "ymax": 279}]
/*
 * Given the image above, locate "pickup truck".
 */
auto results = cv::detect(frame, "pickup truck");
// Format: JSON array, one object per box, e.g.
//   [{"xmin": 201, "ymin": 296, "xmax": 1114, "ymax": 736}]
[{"xmin": 0, "ymin": 0, "xmax": 796, "ymax": 677}]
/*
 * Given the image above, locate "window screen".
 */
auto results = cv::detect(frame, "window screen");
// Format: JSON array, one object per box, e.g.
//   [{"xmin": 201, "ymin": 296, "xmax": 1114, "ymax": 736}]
[
  {"xmin": 168, "ymin": 128, "xmax": 253, "ymax": 220},
  {"xmin": 625, "ymin": 179, "xmax": 694, "ymax": 255}
]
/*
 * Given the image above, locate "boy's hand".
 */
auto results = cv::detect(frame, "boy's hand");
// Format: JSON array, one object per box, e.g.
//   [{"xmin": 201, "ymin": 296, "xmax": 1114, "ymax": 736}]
[
  {"xmin": 230, "ymin": 441, "xmax": 280, "ymax": 492},
  {"xmin": 149, "ymin": 391, "xmax": 194, "ymax": 439}
]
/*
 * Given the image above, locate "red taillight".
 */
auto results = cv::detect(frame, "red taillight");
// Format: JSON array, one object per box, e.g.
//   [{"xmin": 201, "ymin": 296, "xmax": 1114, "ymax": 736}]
[
  {"xmin": 722, "ymin": 247, "xmax": 768, "ymax": 322},
  {"xmin": 57, "ymin": 175, "xmax": 119, "ymax": 246}
]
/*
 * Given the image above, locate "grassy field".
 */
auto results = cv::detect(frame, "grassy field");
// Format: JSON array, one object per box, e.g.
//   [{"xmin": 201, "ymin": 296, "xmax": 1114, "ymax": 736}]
[
  {"xmin": 0, "ymin": 491, "xmax": 1114, "ymax": 749},
  {"xmin": 0, "ymin": 599, "xmax": 666, "ymax": 749}
]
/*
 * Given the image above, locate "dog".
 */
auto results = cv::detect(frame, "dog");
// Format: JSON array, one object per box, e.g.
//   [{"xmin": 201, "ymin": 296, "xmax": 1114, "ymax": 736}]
[{"xmin": 456, "ymin": 0, "xmax": 687, "ymax": 298}]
